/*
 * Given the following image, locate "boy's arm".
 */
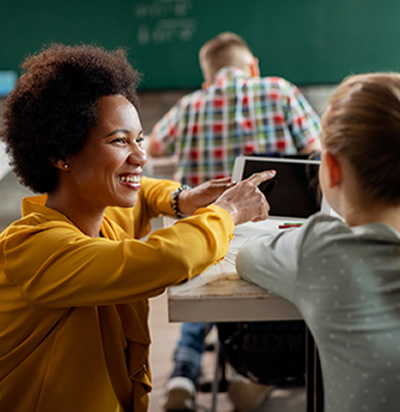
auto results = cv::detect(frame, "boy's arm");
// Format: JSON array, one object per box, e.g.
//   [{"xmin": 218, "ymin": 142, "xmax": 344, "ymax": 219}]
[
  {"xmin": 147, "ymin": 130, "xmax": 165, "ymax": 157},
  {"xmin": 283, "ymin": 81, "xmax": 322, "ymax": 153},
  {"xmin": 147, "ymin": 101, "xmax": 184, "ymax": 157}
]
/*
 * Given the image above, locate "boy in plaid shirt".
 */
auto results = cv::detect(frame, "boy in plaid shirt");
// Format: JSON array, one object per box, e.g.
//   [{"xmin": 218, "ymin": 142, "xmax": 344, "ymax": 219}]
[
  {"xmin": 148, "ymin": 32, "xmax": 321, "ymax": 186},
  {"xmin": 149, "ymin": 32, "xmax": 321, "ymax": 411}
]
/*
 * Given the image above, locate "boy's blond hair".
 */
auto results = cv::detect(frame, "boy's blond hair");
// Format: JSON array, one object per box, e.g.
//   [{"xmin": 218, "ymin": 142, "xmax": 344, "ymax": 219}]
[{"xmin": 199, "ymin": 32, "xmax": 255, "ymax": 84}]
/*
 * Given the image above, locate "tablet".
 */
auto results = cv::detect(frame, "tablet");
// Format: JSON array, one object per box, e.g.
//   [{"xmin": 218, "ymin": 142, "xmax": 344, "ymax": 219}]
[{"xmin": 232, "ymin": 155, "xmax": 322, "ymax": 219}]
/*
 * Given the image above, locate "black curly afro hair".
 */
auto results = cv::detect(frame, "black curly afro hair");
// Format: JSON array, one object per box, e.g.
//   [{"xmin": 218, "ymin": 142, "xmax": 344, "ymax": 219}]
[{"xmin": 1, "ymin": 44, "xmax": 140, "ymax": 193}]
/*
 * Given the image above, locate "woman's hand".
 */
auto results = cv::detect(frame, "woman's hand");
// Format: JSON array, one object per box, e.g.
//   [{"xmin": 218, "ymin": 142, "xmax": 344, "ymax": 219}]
[
  {"xmin": 213, "ymin": 170, "xmax": 276, "ymax": 225},
  {"xmin": 178, "ymin": 171, "xmax": 276, "ymax": 225},
  {"xmin": 177, "ymin": 177, "xmax": 235, "ymax": 216}
]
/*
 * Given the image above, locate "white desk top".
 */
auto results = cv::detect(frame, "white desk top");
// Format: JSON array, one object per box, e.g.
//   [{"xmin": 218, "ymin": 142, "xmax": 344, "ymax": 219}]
[{"xmin": 167, "ymin": 219, "xmax": 302, "ymax": 323}]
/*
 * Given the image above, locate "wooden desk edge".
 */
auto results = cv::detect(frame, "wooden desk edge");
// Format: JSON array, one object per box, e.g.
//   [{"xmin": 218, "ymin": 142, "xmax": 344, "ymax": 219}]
[{"xmin": 168, "ymin": 287, "xmax": 302, "ymax": 323}]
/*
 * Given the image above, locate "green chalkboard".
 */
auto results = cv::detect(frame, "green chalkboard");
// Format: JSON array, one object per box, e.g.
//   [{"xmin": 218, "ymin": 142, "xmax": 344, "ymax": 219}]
[{"xmin": 1, "ymin": 0, "xmax": 400, "ymax": 89}]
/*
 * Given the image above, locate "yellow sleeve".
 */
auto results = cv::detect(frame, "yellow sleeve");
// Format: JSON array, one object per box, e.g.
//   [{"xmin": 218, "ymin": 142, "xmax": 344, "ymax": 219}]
[
  {"xmin": 3, "ymin": 205, "xmax": 234, "ymax": 307},
  {"xmin": 105, "ymin": 176, "xmax": 180, "ymax": 239}
]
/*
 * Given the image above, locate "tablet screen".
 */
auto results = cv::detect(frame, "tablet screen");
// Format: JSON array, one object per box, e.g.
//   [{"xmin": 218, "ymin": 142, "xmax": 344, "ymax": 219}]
[{"xmin": 238, "ymin": 157, "xmax": 321, "ymax": 218}]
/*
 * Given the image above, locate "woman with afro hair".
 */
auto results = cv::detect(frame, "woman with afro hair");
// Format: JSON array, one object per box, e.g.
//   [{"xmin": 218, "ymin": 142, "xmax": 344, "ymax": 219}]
[{"xmin": 0, "ymin": 44, "xmax": 274, "ymax": 412}]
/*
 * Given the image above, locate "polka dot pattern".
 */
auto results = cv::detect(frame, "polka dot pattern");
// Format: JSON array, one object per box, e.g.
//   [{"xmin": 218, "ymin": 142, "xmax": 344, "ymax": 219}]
[{"xmin": 236, "ymin": 213, "xmax": 400, "ymax": 412}]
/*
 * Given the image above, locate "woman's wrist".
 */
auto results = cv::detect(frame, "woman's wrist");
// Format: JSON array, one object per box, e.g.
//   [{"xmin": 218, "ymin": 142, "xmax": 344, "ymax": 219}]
[
  {"xmin": 213, "ymin": 199, "xmax": 239, "ymax": 225},
  {"xmin": 170, "ymin": 184, "xmax": 191, "ymax": 218}
]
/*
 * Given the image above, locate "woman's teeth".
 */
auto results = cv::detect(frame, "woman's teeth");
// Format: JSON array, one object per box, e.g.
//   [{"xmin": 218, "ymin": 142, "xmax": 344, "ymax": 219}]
[{"xmin": 118, "ymin": 175, "xmax": 140, "ymax": 183}]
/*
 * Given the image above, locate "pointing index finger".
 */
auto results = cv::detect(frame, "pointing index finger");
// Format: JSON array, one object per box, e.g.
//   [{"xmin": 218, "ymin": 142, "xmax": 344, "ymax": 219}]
[{"xmin": 246, "ymin": 169, "xmax": 277, "ymax": 186}]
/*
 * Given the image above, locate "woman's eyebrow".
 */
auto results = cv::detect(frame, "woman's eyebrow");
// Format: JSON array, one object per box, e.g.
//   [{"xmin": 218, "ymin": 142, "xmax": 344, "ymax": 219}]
[{"xmin": 104, "ymin": 129, "xmax": 130, "ymax": 138}]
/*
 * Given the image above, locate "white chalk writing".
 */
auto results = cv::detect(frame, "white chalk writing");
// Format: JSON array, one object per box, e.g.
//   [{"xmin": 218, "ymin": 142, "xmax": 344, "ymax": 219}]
[{"xmin": 135, "ymin": 0, "xmax": 196, "ymax": 45}]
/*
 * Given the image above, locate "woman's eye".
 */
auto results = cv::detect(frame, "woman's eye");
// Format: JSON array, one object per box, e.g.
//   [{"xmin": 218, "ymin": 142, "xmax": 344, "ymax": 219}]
[
  {"xmin": 113, "ymin": 137, "xmax": 126, "ymax": 144},
  {"xmin": 136, "ymin": 137, "xmax": 145, "ymax": 147}
]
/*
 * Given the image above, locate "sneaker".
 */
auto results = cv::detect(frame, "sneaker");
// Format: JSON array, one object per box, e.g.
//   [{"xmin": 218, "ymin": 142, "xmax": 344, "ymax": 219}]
[
  {"xmin": 161, "ymin": 376, "xmax": 196, "ymax": 410},
  {"xmin": 227, "ymin": 377, "xmax": 275, "ymax": 411}
]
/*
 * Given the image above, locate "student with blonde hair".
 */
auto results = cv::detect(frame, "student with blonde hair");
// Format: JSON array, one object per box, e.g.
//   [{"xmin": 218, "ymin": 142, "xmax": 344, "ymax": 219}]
[
  {"xmin": 198, "ymin": 32, "xmax": 259, "ymax": 89},
  {"xmin": 237, "ymin": 72, "xmax": 400, "ymax": 412}
]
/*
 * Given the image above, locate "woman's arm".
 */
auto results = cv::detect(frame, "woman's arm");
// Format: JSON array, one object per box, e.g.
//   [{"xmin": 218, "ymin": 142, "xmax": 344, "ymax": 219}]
[{"xmin": 3, "ymin": 205, "xmax": 234, "ymax": 308}]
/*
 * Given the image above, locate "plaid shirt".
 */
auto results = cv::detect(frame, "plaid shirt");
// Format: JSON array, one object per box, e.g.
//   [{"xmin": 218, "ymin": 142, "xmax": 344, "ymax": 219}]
[{"xmin": 151, "ymin": 67, "xmax": 321, "ymax": 186}]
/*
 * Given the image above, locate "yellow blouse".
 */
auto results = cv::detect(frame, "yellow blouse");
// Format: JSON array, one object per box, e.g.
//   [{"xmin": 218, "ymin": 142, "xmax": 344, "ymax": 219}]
[{"xmin": 0, "ymin": 177, "xmax": 234, "ymax": 412}]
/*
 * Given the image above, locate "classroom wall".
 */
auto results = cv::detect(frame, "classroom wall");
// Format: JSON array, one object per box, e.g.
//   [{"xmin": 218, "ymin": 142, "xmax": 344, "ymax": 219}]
[{"xmin": 1, "ymin": 0, "xmax": 400, "ymax": 89}]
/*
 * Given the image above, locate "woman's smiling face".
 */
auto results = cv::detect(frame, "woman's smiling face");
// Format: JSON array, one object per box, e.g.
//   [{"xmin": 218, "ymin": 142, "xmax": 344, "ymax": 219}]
[{"xmin": 66, "ymin": 94, "xmax": 147, "ymax": 210}]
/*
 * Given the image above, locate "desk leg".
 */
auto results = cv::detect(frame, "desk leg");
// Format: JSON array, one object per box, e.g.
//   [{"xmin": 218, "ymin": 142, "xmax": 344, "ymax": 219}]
[{"xmin": 306, "ymin": 327, "xmax": 324, "ymax": 412}]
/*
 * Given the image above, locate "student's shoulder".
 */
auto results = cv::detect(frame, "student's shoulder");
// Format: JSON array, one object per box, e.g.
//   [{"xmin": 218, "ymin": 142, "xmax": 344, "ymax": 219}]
[
  {"xmin": 303, "ymin": 212, "xmax": 349, "ymax": 233},
  {"xmin": 176, "ymin": 88, "xmax": 206, "ymax": 107},
  {"xmin": 298, "ymin": 213, "xmax": 353, "ymax": 252},
  {"xmin": 261, "ymin": 75, "xmax": 288, "ymax": 85},
  {"xmin": 258, "ymin": 75, "xmax": 298, "ymax": 92}
]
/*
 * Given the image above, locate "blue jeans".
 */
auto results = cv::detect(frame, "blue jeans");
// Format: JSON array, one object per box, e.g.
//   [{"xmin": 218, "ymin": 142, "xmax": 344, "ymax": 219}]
[{"xmin": 170, "ymin": 322, "xmax": 215, "ymax": 383}]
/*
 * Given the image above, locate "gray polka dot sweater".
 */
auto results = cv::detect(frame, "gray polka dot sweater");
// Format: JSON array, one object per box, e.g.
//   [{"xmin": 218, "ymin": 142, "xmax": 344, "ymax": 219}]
[{"xmin": 236, "ymin": 213, "xmax": 400, "ymax": 412}]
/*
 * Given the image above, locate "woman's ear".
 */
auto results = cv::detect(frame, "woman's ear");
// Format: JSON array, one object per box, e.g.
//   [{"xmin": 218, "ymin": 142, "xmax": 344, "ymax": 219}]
[
  {"xmin": 54, "ymin": 159, "xmax": 70, "ymax": 172},
  {"xmin": 323, "ymin": 150, "xmax": 342, "ymax": 188}
]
